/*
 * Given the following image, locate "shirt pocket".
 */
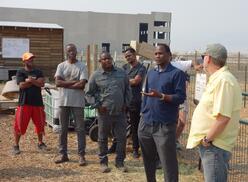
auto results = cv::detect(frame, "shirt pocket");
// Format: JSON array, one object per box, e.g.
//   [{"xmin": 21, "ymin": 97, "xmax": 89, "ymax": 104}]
[
  {"xmin": 95, "ymin": 77, "xmax": 109, "ymax": 91},
  {"xmin": 200, "ymin": 84, "xmax": 215, "ymax": 109}
]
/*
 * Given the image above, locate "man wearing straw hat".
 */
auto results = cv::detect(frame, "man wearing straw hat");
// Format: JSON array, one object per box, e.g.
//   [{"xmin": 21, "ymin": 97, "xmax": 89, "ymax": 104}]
[{"xmin": 12, "ymin": 52, "xmax": 47, "ymax": 155}]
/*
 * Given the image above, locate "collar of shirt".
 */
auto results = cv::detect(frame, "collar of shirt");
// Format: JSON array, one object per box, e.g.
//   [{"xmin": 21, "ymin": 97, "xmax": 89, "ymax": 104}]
[
  {"xmin": 208, "ymin": 66, "xmax": 228, "ymax": 84},
  {"xmin": 128, "ymin": 62, "xmax": 141, "ymax": 74},
  {"xmin": 99, "ymin": 66, "xmax": 117, "ymax": 74},
  {"xmin": 131, "ymin": 62, "xmax": 141, "ymax": 69},
  {"xmin": 154, "ymin": 62, "xmax": 172, "ymax": 73},
  {"xmin": 66, "ymin": 59, "xmax": 78, "ymax": 64}
]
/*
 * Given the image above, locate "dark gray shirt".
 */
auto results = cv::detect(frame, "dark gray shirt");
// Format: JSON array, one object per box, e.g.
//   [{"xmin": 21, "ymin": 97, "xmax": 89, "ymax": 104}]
[
  {"xmin": 85, "ymin": 66, "xmax": 132, "ymax": 115},
  {"xmin": 123, "ymin": 62, "xmax": 146, "ymax": 105}
]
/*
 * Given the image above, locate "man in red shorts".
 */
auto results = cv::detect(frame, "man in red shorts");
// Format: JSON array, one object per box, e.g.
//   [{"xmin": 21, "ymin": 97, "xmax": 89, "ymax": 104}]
[{"xmin": 12, "ymin": 52, "xmax": 47, "ymax": 155}]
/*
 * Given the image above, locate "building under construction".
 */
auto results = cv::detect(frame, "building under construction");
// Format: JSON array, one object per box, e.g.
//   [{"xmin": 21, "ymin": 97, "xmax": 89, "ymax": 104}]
[{"xmin": 0, "ymin": 7, "xmax": 171, "ymax": 53}]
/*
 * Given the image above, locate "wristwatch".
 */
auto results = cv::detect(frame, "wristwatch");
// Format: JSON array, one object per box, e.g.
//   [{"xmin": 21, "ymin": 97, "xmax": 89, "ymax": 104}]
[
  {"xmin": 159, "ymin": 93, "xmax": 165, "ymax": 101},
  {"xmin": 203, "ymin": 136, "xmax": 212, "ymax": 144}
]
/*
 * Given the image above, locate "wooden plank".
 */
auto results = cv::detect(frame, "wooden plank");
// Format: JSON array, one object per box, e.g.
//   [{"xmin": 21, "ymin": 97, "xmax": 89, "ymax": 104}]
[
  {"xmin": 0, "ymin": 100, "xmax": 18, "ymax": 109},
  {"xmin": 130, "ymin": 41, "xmax": 155, "ymax": 60},
  {"xmin": 0, "ymin": 27, "xmax": 63, "ymax": 79}
]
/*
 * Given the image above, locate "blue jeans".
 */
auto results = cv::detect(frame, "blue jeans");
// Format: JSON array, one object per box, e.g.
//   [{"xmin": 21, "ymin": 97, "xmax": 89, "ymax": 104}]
[{"xmin": 199, "ymin": 144, "xmax": 231, "ymax": 182}]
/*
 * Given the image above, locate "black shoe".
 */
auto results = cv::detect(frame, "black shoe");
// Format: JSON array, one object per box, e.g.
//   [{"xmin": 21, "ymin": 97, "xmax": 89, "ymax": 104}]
[
  {"xmin": 133, "ymin": 150, "xmax": 140, "ymax": 159},
  {"xmin": 115, "ymin": 163, "xmax": 128, "ymax": 173},
  {"xmin": 38, "ymin": 142, "xmax": 47, "ymax": 151},
  {"xmin": 12, "ymin": 145, "xmax": 21, "ymax": 155},
  {"xmin": 55, "ymin": 155, "xmax": 69, "ymax": 164},
  {"xmin": 100, "ymin": 163, "xmax": 111, "ymax": 173},
  {"xmin": 79, "ymin": 156, "xmax": 87, "ymax": 166},
  {"xmin": 107, "ymin": 143, "xmax": 117, "ymax": 154}
]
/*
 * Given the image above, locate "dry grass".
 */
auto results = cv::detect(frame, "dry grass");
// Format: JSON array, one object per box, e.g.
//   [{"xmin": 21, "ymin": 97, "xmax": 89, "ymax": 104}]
[
  {"xmin": 2, "ymin": 73, "xmax": 248, "ymax": 182},
  {"xmin": 0, "ymin": 113, "xmax": 203, "ymax": 182},
  {"xmin": 0, "ymin": 83, "xmax": 205, "ymax": 182}
]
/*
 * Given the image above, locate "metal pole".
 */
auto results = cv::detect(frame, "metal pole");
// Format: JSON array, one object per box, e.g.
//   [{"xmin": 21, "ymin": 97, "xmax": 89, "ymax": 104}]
[
  {"xmin": 86, "ymin": 45, "xmax": 91, "ymax": 77},
  {"xmin": 238, "ymin": 52, "xmax": 241, "ymax": 71},
  {"xmin": 244, "ymin": 65, "xmax": 247, "ymax": 107}
]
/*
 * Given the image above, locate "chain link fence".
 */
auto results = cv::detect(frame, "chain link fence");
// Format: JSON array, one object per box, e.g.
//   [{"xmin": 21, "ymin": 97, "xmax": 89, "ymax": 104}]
[{"xmin": 178, "ymin": 67, "xmax": 248, "ymax": 182}]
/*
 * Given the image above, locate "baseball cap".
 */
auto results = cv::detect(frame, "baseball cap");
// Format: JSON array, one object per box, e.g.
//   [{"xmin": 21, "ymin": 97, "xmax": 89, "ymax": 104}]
[
  {"xmin": 205, "ymin": 43, "xmax": 227, "ymax": 61},
  {"xmin": 22, "ymin": 52, "xmax": 35, "ymax": 62}
]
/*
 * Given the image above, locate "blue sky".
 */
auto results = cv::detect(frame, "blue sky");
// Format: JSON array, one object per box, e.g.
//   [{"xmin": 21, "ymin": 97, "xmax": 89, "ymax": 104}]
[{"xmin": 0, "ymin": 0, "xmax": 247, "ymax": 53}]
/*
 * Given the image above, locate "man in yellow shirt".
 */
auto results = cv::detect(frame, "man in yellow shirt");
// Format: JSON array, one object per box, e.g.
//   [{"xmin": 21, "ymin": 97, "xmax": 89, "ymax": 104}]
[{"xmin": 187, "ymin": 43, "xmax": 242, "ymax": 182}]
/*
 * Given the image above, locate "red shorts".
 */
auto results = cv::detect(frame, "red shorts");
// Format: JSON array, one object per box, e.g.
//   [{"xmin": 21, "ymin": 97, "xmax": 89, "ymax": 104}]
[{"xmin": 14, "ymin": 105, "xmax": 46, "ymax": 135}]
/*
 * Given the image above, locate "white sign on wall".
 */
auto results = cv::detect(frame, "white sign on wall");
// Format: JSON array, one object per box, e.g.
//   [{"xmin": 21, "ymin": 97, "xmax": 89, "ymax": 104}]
[
  {"xmin": 194, "ymin": 73, "xmax": 207, "ymax": 101},
  {"xmin": 2, "ymin": 38, "xmax": 30, "ymax": 58}
]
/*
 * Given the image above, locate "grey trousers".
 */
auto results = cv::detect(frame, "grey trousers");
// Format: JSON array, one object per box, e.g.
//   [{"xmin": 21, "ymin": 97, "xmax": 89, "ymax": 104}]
[
  {"xmin": 98, "ymin": 113, "xmax": 127, "ymax": 164},
  {"xmin": 59, "ymin": 106, "xmax": 86, "ymax": 156},
  {"xmin": 138, "ymin": 117, "xmax": 178, "ymax": 182}
]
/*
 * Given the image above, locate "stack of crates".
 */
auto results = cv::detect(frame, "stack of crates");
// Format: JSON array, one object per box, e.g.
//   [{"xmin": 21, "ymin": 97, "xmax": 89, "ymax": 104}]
[
  {"xmin": 84, "ymin": 105, "xmax": 96, "ymax": 118},
  {"xmin": 43, "ymin": 89, "xmax": 61, "ymax": 128},
  {"xmin": 43, "ymin": 89, "xmax": 96, "ymax": 129}
]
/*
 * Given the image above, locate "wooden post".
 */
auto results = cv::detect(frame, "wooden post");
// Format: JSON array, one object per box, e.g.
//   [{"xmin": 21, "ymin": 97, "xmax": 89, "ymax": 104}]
[
  {"xmin": 244, "ymin": 65, "xmax": 247, "ymax": 108},
  {"xmin": 86, "ymin": 45, "xmax": 91, "ymax": 76},
  {"xmin": 238, "ymin": 52, "xmax": 241, "ymax": 70},
  {"xmin": 113, "ymin": 51, "xmax": 117, "ymax": 66},
  {"xmin": 93, "ymin": 44, "xmax": 98, "ymax": 71}
]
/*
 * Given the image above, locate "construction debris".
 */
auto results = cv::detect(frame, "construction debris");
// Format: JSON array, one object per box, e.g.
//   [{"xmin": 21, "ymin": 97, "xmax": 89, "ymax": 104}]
[{"xmin": 1, "ymin": 76, "xmax": 19, "ymax": 100}]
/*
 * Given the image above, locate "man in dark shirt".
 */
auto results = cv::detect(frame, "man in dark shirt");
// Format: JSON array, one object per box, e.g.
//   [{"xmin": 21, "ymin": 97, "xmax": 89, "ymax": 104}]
[
  {"xmin": 122, "ymin": 48, "xmax": 146, "ymax": 158},
  {"xmin": 138, "ymin": 44, "xmax": 186, "ymax": 182},
  {"xmin": 12, "ymin": 52, "xmax": 46, "ymax": 155},
  {"xmin": 85, "ymin": 52, "xmax": 131, "ymax": 173},
  {"xmin": 108, "ymin": 48, "xmax": 146, "ymax": 158}
]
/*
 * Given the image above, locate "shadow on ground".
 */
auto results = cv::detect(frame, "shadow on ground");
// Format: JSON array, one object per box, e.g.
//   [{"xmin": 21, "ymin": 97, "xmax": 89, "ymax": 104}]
[{"xmin": 0, "ymin": 166, "xmax": 79, "ymax": 179}]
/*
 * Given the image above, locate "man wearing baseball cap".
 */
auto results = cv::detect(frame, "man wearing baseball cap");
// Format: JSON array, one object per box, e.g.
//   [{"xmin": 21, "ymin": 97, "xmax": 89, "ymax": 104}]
[
  {"xmin": 187, "ymin": 44, "xmax": 242, "ymax": 181},
  {"xmin": 12, "ymin": 52, "xmax": 47, "ymax": 155}
]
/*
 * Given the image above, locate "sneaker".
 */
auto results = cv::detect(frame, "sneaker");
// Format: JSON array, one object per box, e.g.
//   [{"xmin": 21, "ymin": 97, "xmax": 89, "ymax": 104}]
[
  {"xmin": 133, "ymin": 150, "xmax": 140, "ymax": 159},
  {"xmin": 12, "ymin": 145, "xmax": 21, "ymax": 155},
  {"xmin": 55, "ymin": 155, "xmax": 69, "ymax": 164},
  {"xmin": 100, "ymin": 163, "xmax": 111, "ymax": 173},
  {"xmin": 38, "ymin": 142, "xmax": 47, "ymax": 151},
  {"xmin": 79, "ymin": 156, "xmax": 87, "ymax": 166},
  {"xmin": 115, "ymin": 163, "xmax": 128, "ymax": 173}
]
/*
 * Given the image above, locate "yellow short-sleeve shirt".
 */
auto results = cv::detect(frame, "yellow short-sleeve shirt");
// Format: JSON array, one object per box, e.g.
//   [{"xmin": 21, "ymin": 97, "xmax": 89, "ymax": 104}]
[{"xmin": 187, "ymin": 66, "xmax": 242, "ymax": 152}]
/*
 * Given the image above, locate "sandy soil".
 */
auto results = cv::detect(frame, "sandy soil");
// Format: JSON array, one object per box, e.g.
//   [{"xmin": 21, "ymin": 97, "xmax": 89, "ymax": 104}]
[{"xmin": 2, "ymin": 82, "xmax": 247, "ymax": 182}]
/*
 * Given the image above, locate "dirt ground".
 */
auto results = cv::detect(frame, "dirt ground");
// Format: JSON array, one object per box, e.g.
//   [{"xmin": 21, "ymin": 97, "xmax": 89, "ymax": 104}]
[
  {"xmin": 0, "ymin": 114, "xmax": 204, "ymax": 182},
  {"xmin": 0, "ymin": 83, "xmax": 205, "ymax": 182},
  {"xmin": 2, "ymin": 82, "xmax": 248, "ymax": 182}
]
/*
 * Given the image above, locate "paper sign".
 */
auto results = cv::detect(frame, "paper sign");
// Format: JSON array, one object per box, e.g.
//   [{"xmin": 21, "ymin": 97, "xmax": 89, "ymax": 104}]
[
  {"xmin": 194, "ymin": 73, "xmax": 207, "ymax": 101},
  {"xmin": 2, "ymin": 38, "xmax": 30, "ymax": 58}
]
